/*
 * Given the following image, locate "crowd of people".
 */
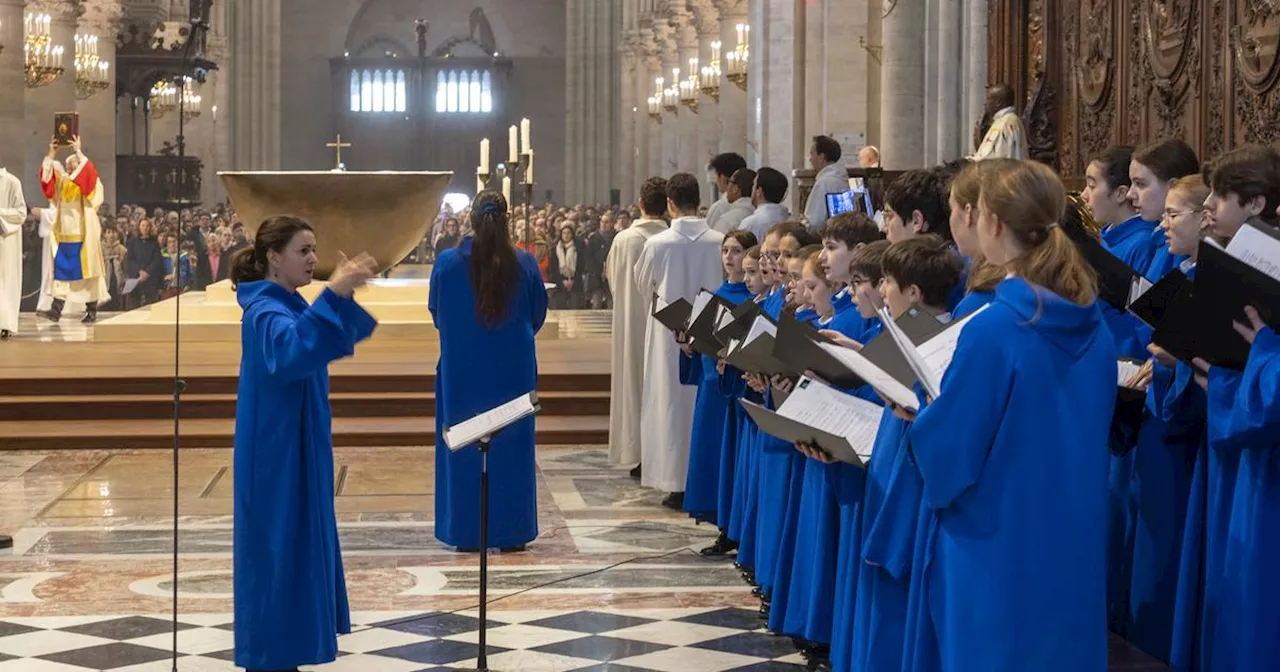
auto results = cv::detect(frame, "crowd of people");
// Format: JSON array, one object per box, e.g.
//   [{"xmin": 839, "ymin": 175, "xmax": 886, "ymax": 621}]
[{"xmin": 606, "ymin": 132, "xmax": 1280, "ymax": 672}]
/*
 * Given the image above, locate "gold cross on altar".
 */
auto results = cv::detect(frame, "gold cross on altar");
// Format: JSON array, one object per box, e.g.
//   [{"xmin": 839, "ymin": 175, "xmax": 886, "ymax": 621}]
[{"xmin": 326, "ymin": 133, "xmax": 352, "ymax": 170}]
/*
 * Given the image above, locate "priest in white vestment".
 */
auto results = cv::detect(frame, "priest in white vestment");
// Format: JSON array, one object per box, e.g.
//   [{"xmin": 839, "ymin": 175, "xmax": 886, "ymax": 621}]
[
  {"xmin": 711, "ymin": 168, "xmax": 756, "ymax": 234},
  {"xmin": 604, "ymin": 178, "xmax": 671, "ymax": 467},
  {"xmin": 0, "ymin": 167, "xmax": 24, "ymax": 338},
  {"xmin": 970, "ymin": 84, "xmax": 1028, "ymax": 161},
  {"xmin": 40, "ymin": 136, "xmax": 109, "ymax": 323},
  {"xmin": 634, "ymin": 173, "xmax": 726, "ymax": 503},
  {"xmin": 802, "ymin": 135, "xmax": 849, "ymax": 230}
]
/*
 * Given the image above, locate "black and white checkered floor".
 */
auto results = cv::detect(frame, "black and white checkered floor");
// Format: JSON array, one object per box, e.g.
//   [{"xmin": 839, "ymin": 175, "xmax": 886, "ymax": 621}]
[{"xmin": 0, "ymin": 607, "xmax": 809, "ymax": 671}]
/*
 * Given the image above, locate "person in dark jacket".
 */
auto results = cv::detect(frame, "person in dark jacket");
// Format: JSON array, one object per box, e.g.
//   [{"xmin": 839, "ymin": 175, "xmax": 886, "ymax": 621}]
[
  {"xmin": 125, "ymin": 218, "xmax": 164, "ymax": 307},
  {"xmin": 547, "ymin": 224, "xmax": 586, "ymax": 309}
]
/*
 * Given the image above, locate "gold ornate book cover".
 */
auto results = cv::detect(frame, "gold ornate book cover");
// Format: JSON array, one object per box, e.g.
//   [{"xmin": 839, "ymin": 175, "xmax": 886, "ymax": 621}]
[{"xmin": 54, "ymin": 112, "xmax": 79, "ymax": 147}]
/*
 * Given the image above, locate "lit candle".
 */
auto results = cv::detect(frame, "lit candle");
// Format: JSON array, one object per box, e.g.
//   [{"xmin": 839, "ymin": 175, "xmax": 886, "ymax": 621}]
[
  {"xmin": 508, "ymin": 125, "xmax": 518, "ymax": 163},
  {"xmin": 525, "ymin": 150, "xmax": 534, "ymax": 185},
  {"xmin": 520, "ymin": 118, "xmax": 531, "ymax": 155},
  {"xmin": 502, "ymin": 175, "xmax": 512, "ymax": 204},
  {"xmin": 736, "ymin": 23, "xmax": 745, "ymax": 45},
  {"xmin": 479, "ymin": 137, "xmax": 490, "ymax": 173}
]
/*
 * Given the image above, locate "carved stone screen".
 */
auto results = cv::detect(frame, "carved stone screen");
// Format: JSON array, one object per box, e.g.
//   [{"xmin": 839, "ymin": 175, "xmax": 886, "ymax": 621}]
[{"xmin": 988, "ymin": 0, "xmax": 1280, "ymax": 183}]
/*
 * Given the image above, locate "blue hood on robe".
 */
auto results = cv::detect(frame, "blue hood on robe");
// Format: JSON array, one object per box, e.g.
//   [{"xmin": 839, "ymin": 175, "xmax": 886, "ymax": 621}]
[
  {"xmin": 994, "ymin": 276, "xmax": 1106, "ymax": 360},
  {"xmin": 237, "ymin": 280, "xmax": 307, "ymax": 311}
]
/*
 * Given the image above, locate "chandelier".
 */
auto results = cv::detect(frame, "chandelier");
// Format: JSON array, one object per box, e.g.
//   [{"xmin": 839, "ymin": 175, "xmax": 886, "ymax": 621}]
[
  {"xmin": 679, "ymin": 57, "xmax": 700, "ymax": 113},
  {"xmin": 151, "ymin": 77, "xmax": 202, "ymax": 121},
  {"xmin": 700, "ymin": 40, "xmax": 721, "ymax": 102},
  {"xmin": 24, "ymin": 13, "xmax": 65, "ymax": 88},
  {"xmin": 662, "ymin": 68, "xmax": 680, "ymax": 114},
  {"xmin": 647, "ymin": 77, "xmax": 663, "ymax": 123},
  {"xmin": 74, "ymin": 34, "xmax": 110, "ymax": 100},
  {"xmin": 726, "ymin": 23, "xmax": 749, "ymax": 91}
]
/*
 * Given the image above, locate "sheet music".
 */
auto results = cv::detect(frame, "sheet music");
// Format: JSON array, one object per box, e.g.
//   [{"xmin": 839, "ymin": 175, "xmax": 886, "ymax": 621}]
[
  {"xmin": 1225, "ymin": 223, "xmax": 1280, "ymax": 282},
  {"xmin": 744, "ymin": 316, "xmax": 777, "ymax": 345},
  {"xmin": 717, "ymin": 306, "xmax": 737, "ymax": 332},
  {"xmin": 1117, "ymin": 360, "xmax": 1144, "ymax": 389},
  {"xmin": 914, "ymin": 304, "xmax": 990, "ymax": 397},
  {"xmin": 690, "ymin": 290, "xmax": 716, "ymax": 327},
  {"xmin": 444, "ymin": 392, "xmax": 537, "ymax": 451},
  {"xmin": 815, "ymin": 341, "xmax": 919, "ymax": 410},
  {"xmin": 877, "ymin": 307, "xmax": 943, "ymax": 399},
  {"xmin": 1128, "ymin": 277, "xmax": 1155, "ymax": 306},
  {"xmin": 778, "ymin": 377, "xmax": 881, "ymax": 460},
  {"xmin": 726, "ymin": 338, "xmax": 741, "ymax": 355}
]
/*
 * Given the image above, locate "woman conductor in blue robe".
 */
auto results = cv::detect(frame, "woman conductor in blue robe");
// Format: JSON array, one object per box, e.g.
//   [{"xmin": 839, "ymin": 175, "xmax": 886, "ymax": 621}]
[
  {"xmin": 231, "ymin": 216, "xmax": 379, "ymax": 672},
  {"xmin": 431, "ymin": 190, "xmax": 549, "ymax": 552}
]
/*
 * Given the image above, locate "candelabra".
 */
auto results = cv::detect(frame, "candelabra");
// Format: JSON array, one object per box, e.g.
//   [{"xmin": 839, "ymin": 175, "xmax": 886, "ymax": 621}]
[
  {"xmin": 24, "ymin": 13, "xmax": 65, "ymax": 88},
  {"xmin": 679, "ymin": 57, "xmax": 700, "ymax": 113},
  {"xmin": 700, "ymin": 40, "xmax": 721, "ymax": 102},
  {"xmin": 74, "ymin": 34, "xmax": 110, "ymax": 100},
  {"xmin": 662, "ymin": 68, "xmax": 680, "ymax": 114},
  {"xmin": 726, "ymin": 23, "xmax": 749, "ymax": 91},
  {"xmin": 648, "ymin": 76, "xmax": 665, "ymax": 122},
  {"xmin": 151, "ymin": 77, "xmax": 202, "ymax": 121}
]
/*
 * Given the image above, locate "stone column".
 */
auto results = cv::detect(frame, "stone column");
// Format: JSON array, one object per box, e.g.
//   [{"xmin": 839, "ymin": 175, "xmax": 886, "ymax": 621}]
[
  {"xmin": 567, "ymin": 0, "xmax": 623, "ymax": 205},
  {"xmin": 619, "ymin": 35, "xmax": 638, "ymax": 205},
  {"xmin": 23, "ymin": 0, "xmax": 81, "ymax": 204},
  {"xmin": 0, "ymin": 0, "xmax": 26, "ymax": 185},
  {"xmin": 654, "ymin": 18, "xmax": 679, "ymax": 176},
  {"xmin": 880, "ymin": 0, "xmax": 925, "ymax": 169},
  {"xmin": 963, "ymin": 0, "xmax": 987, "ymax": 153},
  {"xmin": 203, "ymin": 0, "xmax": 230, "ymax": 206},
  {"xmin": 714, "ymin": 0, "xmax": 746, "ymax": 158},
  {"xmin": 820, "ymin": 0, "xmax": 872, "ymax": 144},
  {"xmin": 757, "ymin": 0, "xmax": 797, "ymax": 172},
  {"xmin": 934, "ymin": 0, "xmax": 962, "ymax": 162},
  {"xmin": 642, "ymin": 48, "xmax": 663, "ymax": 179},
  {"xmin": 672, "ymin": 10, "xmax": 700, "ymax": 179},
  {"xmin": 77, "ymin": 0, "xmax": 123, "ymax": 209},
  {"xmin": 228, "ymin": 0, "xmax": 279, "ymax": 170},
  {"xmin": 691, "ymin": 0, "xmax": 719, "ymax": 204}
]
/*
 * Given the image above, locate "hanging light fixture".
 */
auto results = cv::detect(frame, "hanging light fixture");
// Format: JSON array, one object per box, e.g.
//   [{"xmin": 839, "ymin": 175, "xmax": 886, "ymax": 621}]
[
  {"xmin": 74, "ymin": 34, "xmax": 110, "ymax": 100},
  {"xmin": 700, "ymin": 40, "xmax": 721, "ymax": 102},
  {"xmin": 662, "ymin": 67, "xmax": 680, "ymax": 114},
  {"xmin": 679, "ymin": 57, "xmax": 700, "ymax": 113},
  {"xmin": 24, "ymin": 13, "xmax": 65, "ymax": 88},
  {"xmin": 726, "ymin": 23, "xmax": 749, "ymax": 91}
]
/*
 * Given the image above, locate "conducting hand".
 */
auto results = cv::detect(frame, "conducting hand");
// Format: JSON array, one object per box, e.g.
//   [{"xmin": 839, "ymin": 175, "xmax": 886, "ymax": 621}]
[{"xmin": 329, "ymin": 251, "xmax": 378, "ymax": 297}]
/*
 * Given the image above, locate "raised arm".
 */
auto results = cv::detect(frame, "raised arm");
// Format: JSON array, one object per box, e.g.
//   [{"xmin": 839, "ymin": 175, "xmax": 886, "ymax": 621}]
[{"xmin": 250, "ymin": 289, "xmax": 377, "ymax": 383}]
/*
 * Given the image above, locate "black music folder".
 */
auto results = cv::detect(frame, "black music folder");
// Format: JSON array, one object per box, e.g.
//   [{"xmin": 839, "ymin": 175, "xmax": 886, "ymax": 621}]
[
  {"xmin": 687, "ymin": 294, "xmax": 735, "ymax": 357},
  {"xmin": 1128, "ymin": 269, "xmax": 1190, "ymax": 330},
  {"xmin": 726, "ymin": 332, "xmax": 793, "ymax": 376},
  {"xmin": 652, "ymin": 294, "xmax": 694, "ymax": 332},
  {"xmin": 1072, "ymin": 232, "xmax": 1144, "ymax": 311},
  {"xmin": 715, "ymin": 300, "xmax": 763, "ymax": 344},
  {"xmin": 739, "ymin": 398, "xmax": 872, "ymax": 467},
  {"xmin": 772, "ymin": 308, "xmax": 945, "ymax": 393}
]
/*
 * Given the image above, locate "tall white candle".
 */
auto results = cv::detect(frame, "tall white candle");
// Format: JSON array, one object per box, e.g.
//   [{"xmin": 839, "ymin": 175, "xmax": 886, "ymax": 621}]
[
  {"xmin": 477, "ymin": 175, "xmax": 485, "ymax": 194},
  {"xmin": 521, "ymin": 118, "xmax": 531, "ymax": 154},
  {"xmin": 508, "ymin": 125, "xmax": 518, "ymax": 163},
  {"xmin": 479, "ymin": 138, "xmax": 490, "ymax": 173},
  {"xmin": 525, "ymin": 150, "xmax": 534, "ymax": 185},
  {"xmin": 502, "ymin": 176, "xmax": 512, "ymax": 204}
]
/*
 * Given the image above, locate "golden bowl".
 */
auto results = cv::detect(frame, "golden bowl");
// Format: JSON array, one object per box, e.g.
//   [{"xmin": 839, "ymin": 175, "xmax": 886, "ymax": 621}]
[{"xmin": 219, "ymin": 170, "xmax": 454, "ymax": 278}]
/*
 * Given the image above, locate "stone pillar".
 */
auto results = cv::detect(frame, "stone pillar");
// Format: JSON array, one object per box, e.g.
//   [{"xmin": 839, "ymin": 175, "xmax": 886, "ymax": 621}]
[
  {"xmin": 820, "ymin": 0, "xmax": 872, "ymax": 144},
  {"xmin": 23, "ymin": 0, "xmax": 81, "ymax": 204},
  {"xmin": 673, "ymin": 12, "xmax": 700, "ymax": 179},
  {"xmin": 757, "ymin": 0, "xmax": 798, "ymax": 172},
  {"xmin": 691, "ymin": 0, "xmax": 719, "ymax": 204},
  {"xmin": 655, "ymin": 19, "xmax": 679, "ymax": 176},
  {"xmin": 963, "ymin": 0, "xmax": 987, "ymax": 154},
  {"xmin": 77, "ymin": 0, "xmax": 123, "ymax": 210},
  {"xmin": 792, "ymin": 0, "xmax": 805, "ymax": 170},
  {"xmin": 203, "ymin": 0, "xmax": 230, "ymax": 206},
  {"xmin": 714, "ymin": 0, "xmax": 746, "ymax": 158},
  {"xmin": 880, "ymin": 0, "xmax": 925, "ymax": 169},
  {"xmin": 567, "ymin": 0, "xmax": 624, "ymax": 205},
  {"xmin": 619, "ymin": 37, "xmax": 638, "ymax": 205},
  {"xmin": 934, "ymin": 0, "xmax": 962, "ymax": 162},
  {"xmin": 0, "ymin": 0, "xmax": 26, "ymax": 185},
  {"xmin": 642, "ymin": 49, "xmax": 663, "ymax": 179},
  {"xmin": 228, "ymin": 0, "xmax": 279, "ymax": 170}
]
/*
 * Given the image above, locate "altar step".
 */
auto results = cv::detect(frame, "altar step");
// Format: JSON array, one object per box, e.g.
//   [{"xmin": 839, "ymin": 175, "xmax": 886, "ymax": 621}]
[
  {"xmin": 0, "ymin": 416, "xmax": 609, "ymax": 450},
  {"xmin": 0, "ymin": 391, "xmax": 610, "ymax": 422}
]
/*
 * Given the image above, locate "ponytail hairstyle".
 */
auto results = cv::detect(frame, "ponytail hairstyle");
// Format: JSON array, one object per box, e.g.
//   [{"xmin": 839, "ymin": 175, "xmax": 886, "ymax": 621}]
[
  {"xmin": 229, "ymin": 215, "xmax": 314, "ymax": 289},
  {"xmin": 979, "ymin": 161, "xmax": 1097, "ymax": 306},
  {"xmin": 469, "ymin": 190, "xmax": 520, "ymax": 328}
]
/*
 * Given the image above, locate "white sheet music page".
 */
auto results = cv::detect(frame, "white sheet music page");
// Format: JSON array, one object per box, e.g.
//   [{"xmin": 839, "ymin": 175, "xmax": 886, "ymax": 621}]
[
  {"xmin": 689, "ymin": 290, "xmax": 716, "ymax": 327},
  {"xmin": 778, "ymin": 377, "xmax": 882, "ymax": 460},
  {"xmin": 726, "ymin": 338, "xmax": 742, "ymax": 355},
  {"xmin": 743, "ymin": 316, "xmax": 777, "ymax": 345},
  {"xmin": 1128, "ymin": 277, "xmax": 1155, "ymax": 306},
  {"xmin": 1225, "ymin": 223, "xmax": 1280, "ymax": 282},
  {"xmin": 815, "ymin": 341, "xmax": 919, "ymax": 410},
  {"xmin": 916, "ymin": 304, "xmax": 991, "ymax": 397},
  {"xmin": 444, "ymin": 392, "xmax": 537, "ymax": 451},
  {"xmin": 717, "ymin": 305, "xmax": 737, "ymax": 331},
  {"xmin": 1117, "ymin": 360, "xmax": 1144, "ymax": 389},
  {"xmin": 877, "ymin": 306, "xmax": 943, "ymax": 400}
]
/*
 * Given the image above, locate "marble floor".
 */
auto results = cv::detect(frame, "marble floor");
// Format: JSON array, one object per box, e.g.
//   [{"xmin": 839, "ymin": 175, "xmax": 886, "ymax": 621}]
[{"xmin": 0, "ymin": 446, "xmax": 1169, "ymax": 671}]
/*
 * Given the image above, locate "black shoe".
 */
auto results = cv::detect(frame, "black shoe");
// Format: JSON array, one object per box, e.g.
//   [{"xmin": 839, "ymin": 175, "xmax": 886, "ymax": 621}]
[
  {"xmin": 699, "ymin": 532, "xmax": 739, "ymax": 557},
  {"xmin": 0, "ymin": 330, "xmax": 10, "ymax": 340},
  {"xmin": 81, "ymin": 302, "xmax": 98, "ymax": 324},
  {"xmin": 454, "ymin": 547, "xmax": 480, "ymax": 553},
  {"xmin": 499, "ymin": 545, "xmax": 527, "ymax": 553},
  {"xmin": 629, "ymin": 463, "xmax": 642, "ymax": 479},
  {"xmin": 661, "ymin": 492, "xmax": 684, "ymax": 510}
]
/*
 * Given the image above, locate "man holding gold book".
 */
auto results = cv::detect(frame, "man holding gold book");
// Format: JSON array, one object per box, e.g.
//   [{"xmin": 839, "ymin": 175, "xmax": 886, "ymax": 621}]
[{"xmin": 39, "ymin": 134, "xmax": 109, "ymax": 323}]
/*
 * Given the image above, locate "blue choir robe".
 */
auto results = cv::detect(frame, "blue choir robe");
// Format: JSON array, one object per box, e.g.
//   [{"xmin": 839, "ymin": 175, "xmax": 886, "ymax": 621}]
[
  {"xmin": 233, "ymin": 282, "xmax": 377, "ymax": 670},
  {"xmin": 1172, "ymin": 328, "xmax": 1280, "ymax": 670},
  {"xmin": 1102, "ymin": 216, "xmax": 1163, "ymax": 279},
  {"xmin": 717, "ymin": 356, "xmax": 752, "ymax": 532},
  {"xmin": 429, "ymin": 238, "xmax": 549, "ymax": 550},
  {"xmin": 682, "ymin": 281, "xmax": 754, "ymax": 522},
  {"xmin": 907, "ymin": 278, "xmax": 1115, "ymax": 671},
  {"xmin": 759, "ymin": 306, "xmax": 819, "ymax": 611},
  {"xmin": 736, "ymin": 287, "xmax": 786, "ymax": 570},
  {"xmin": 1124, "ymin": 356, "xmax": 1203, "ymax": 662}
]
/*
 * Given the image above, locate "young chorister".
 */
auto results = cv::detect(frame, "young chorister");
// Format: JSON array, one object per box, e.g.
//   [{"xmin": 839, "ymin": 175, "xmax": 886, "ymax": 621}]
[
  {"xmin": 902, "ymin": 161, "xmax": 1117, "ymax": 670},
  {"xmin": 679, "ymin": 230, "xmax": 758, "ymax": 545},
  {"xmin": 725, "ymin": 246, "xmax": 770, "ymax": 557},
  {"xmin": 1170, "ymin": 145, "xmax": 1280, "ymax": 671}
]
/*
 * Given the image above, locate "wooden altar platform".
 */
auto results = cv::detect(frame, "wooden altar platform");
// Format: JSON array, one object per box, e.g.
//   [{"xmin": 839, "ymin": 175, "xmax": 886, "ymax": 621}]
[{"xmin": 0, "ymin": 310, "xmax": 614, "ymax": 450}]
